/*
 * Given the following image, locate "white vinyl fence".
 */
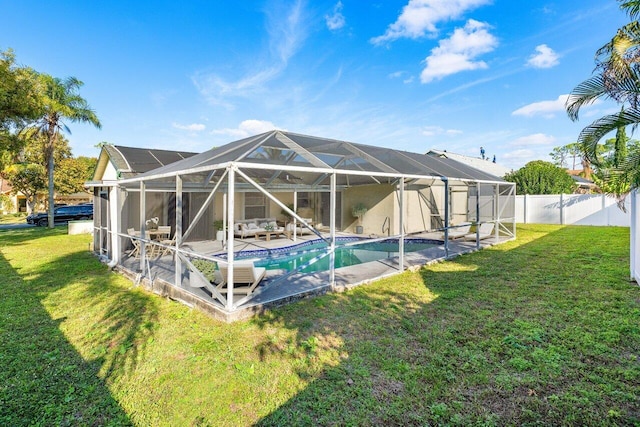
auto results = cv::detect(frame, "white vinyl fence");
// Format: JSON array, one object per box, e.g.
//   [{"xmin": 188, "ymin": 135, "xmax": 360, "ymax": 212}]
[
  {"xmin": 516, "ymin": 194, "xmax": 629, "ymax": 227},
  {"xmin": 630, "ymin": 190, "xmax": 640, "ymax": 283}
]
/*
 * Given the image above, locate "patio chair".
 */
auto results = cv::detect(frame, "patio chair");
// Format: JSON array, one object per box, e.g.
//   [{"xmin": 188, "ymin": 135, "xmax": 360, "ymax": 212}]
[
  {"xmin": 216, "ymin": 260, "xmax": 266, "ymax": 295},
  {"xmin": 126, "ymin": 228, "xmax": 155, "ymax": 258},
  {"xmin": 127, "ymin": 228, "xmax": 142, "ymax": 258},
  {"xmin": 445, "ymin": 222, "xmax": 472, "ymax": 239},
  {"xmin": 464, "ymin": 223, "xmax": 495, "ymax": 241}
]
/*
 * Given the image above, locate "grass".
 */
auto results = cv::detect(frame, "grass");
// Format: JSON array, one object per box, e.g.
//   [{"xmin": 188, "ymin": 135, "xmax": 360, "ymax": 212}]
[
  {"xmin": 0, "ymin": 212, "xmax": 27, "ymax": 224},
  {"xmin": 0, "ymin": 224, "xmax": 638, "ymax": 425}
]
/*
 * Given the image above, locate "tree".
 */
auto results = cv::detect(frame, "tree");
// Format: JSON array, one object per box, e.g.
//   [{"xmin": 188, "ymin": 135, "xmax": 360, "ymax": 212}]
[
  {"xmin": 504, "ymin": 161, "xmax": 577, "ymax": 195},
  {"xmin": 1, "ymin": 132, "xmax": 74, "ymax": 213},
  {"xmin": 55, "ymin": 156, "xmax": 97, "ymax": 195},
  {"xmin": 565, "ymin": 1, "xmax": 640, "ymax": 197},
  {"xmin": 2, "ymin": 163, "xmax": 46, "ymax": 214},
  {"xmin": 550, "ymin": 145, "xmax": 570, "ymax": 168},
  {"xmin": 31, "ymin": 74, "xmax": 100, "ymax": 228},
  {"xmin": 0, "ymin": 49, "xmax": 40, "ymax": 131},
  {"xmin": 0, "ymin": 49, "xmax": 41, "ymax": 171}
]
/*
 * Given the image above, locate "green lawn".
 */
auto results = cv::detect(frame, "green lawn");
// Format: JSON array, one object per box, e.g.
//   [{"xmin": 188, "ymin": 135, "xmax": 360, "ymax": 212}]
[
  {"xmin": 0, "ymin": 224, "xmax": 638, "ymax": 426},
  {"xmin": 0, "ymin": 212, "xmax": 27, "ymax": 224}
]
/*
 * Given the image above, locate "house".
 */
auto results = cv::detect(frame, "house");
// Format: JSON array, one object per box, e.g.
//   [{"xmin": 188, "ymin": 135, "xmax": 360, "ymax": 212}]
[
  {"xmin": 566, "ymin": 170, "xmax": 598, "ymax": 193},
  {"xmin": 89, "ymin": 144, "xmax": 198, "ymax": 258},
  {"xmin": 88, "ymin": 131, "xmax": 516, "ymax": 321},
  {"xmin": 426, "ymin": 149, "xmax": 512, "ymax": 178}
]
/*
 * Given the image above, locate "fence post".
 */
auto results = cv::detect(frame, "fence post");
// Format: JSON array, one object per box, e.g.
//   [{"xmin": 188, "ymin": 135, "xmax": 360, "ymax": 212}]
[
  {"xmin": 523, "ymin": 194, "xmax": 528, "ymax": 224},
  {"xmin": 559, "ymin": 194, "xmax": 564, "ymax": 225},
  {"xmin": 631, "ymin": 191, "xmax": 636, "ymax": 282}
]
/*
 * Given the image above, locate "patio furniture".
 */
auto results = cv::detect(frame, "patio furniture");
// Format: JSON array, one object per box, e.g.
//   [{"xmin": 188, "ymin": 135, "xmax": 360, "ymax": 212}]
[
  {"xmin": 216, "ymin": 260, "xmax": 266, "ymax": 295},
  {"xmin": 286, "ymin": 218, "xmax": 315, "ymax": 237},
  {"xmin": 464, "ymin": 223, "xmax": 495, "ymax": 241},
  {"xmin": 127, "ymin": 228, "xmax": 155, "ymax": 258},
  {"xmin": 445, "ymin": 222, "xmax": 472, "ymax": 239},
  {"xmin": 255, "ymin": 229, "xmax": 287, "ymax": 241},
  {"xmin": 233, "ymin": 218, "xmax": 284, "ymax": 239},
  {"xmin": 151, "ymin": 225, "xmax": 171, "ymax": 240}
]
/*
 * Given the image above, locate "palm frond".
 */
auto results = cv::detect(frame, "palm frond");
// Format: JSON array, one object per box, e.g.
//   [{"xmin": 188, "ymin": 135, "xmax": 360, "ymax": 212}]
[
  {"xmin": 577, "ymin": 108, "xmax": 640, "ymax": 165},
  {"xmin": 620, "ymin": 0, "xmax": 640, "ymax": 20},
  {"xmin": 566, "ymin": 75, "xmax": 608, "ymax": 121}
]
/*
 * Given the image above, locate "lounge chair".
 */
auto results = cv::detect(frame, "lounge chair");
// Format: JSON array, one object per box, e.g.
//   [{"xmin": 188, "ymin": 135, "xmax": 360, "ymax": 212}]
[
  {"xmin": 464, "ymin": 223, "xmax": 495, "ymax": 241},
  {"xmin": 216, "ymin": 260, "xmax": 266, "ymax": 295},
  {"xmin": 445, "ymin": 222, "xmax": 472, "ymax": 239}
]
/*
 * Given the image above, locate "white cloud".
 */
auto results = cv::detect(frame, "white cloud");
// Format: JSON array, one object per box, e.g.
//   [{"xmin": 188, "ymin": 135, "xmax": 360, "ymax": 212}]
[
  {"xmin": 389, "ymin": 70, "xmax": 415, "ymax": 83},
  {"xmin": 172, "ymin": 122, "xmax": 206, "ymax": 132},
  {"xmin": 192, "ymin": 0, "xmax": 308, "ymax": 106},
  {"xmin": 420, "ymin": 20, "xmax": 498, "ymax": 83},
  {"xmin": 422, "ymin": 125, "xmax": 463, "ymax": 136},
  {"xmin": 510, "ymin": 133, "xmax": 556, "ymax": 147},
  {"xmin": 526, "ymin": 44, "xmax": 559, "ymax": 68},
  {"xmin": 371, "ymin": 0, "xmax": 491, "ymax": 45},
  {"xmin": 326, "ymin": 1, "xmax": 345, "ymax": 31},
  {"xmin": 211, "ymin": 119, "xmax": 282, "ymax": 138},
  {"xmin": 502, "ymin": 149, "xmax": 535, "ymax": 161},
  {"xmin": 512, "ymin": 94, "xmax": 569, "ymax": 118}
]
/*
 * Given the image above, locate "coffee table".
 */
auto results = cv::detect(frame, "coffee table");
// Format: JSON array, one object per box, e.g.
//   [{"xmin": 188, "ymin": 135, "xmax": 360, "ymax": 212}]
[{"xmin": 256, "ymin": 230, "xmax": 290, "ymax": 241}]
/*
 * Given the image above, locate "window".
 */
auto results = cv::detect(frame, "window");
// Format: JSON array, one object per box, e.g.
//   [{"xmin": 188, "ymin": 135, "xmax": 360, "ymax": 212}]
[
  {"xmin": 244, "ymin": 192, "xmax": 266, "ymax": 218},
  {"xmin": 297, "ymin": 192, "xmax": 310, "ymax": 208}
]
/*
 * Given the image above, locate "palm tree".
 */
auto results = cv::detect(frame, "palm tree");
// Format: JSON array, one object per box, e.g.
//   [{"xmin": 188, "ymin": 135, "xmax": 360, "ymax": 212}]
[
  {"xmin": 565, "ymin": 0, "xmax": 640, "ymax": 198},
  {"xmin": 33, "ymin": 74, "xmax": 100, "ymax": 228}
]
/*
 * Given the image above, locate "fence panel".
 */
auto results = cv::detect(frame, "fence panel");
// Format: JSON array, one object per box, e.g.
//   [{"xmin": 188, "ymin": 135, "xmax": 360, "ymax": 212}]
[{"xmin": 516, "ymin": 194, "xmax": 629, "ymax": 226}]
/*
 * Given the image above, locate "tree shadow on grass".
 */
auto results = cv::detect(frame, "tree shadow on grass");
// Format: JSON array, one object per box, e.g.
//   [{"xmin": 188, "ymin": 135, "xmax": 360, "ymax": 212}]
[
  {"xmin": 253, "ymin": 226, "xmax": 639, "ymax": 425},
  {"xmin": 0, "ymin": 228, "xmax": 158, "ymax": 425}
]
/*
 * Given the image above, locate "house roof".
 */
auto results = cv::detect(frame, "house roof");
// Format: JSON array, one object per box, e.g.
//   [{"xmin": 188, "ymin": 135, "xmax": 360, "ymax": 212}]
[
  {"xmin": 426, "ymin": 149, "xmax": 512, "ymax": 178},
  {"xmin": 127, "ymin": 131, "xmax": 507, "ymax": 189},
  {"xmin": 93, "ymin": 145, "xmax": 198, "ymax": 180}
]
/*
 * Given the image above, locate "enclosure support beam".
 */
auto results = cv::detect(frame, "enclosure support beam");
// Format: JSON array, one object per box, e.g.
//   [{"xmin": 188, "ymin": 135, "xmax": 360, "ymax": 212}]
[
  {"xmin": 399, "ymin": 178, "xmax": 405, "ymax": 271},
  {"xmin": 330, "ymin": 173, "xmax": 336, "ymax": 287},
  {"xmin": 293, "ymin": 190, "xmax": 297, "ymax": 242},
  {"xmin": 110, "ymin": 186, "xmax": 120, "ymax": 265},
  {"xmin": 174, "ymin": 175, "xmax": 183, "ymax": 288},
  {"xmin": 443, "ymin": 178, "xmax": 449, "ymax": 257},
  {"xmin": 494, "ymin": 183, "xmax": 500, "ymax": 240},
  {"xmin": 139, "ymin": 181, "xmax": 147, "ymax": 272},
  {"xmin": 475, "ymin": 182, "xmax": 481, "ymax": 250},
  {"xmin": 226, "ymin": 166, "xmax": 236, "ymax": 311}
]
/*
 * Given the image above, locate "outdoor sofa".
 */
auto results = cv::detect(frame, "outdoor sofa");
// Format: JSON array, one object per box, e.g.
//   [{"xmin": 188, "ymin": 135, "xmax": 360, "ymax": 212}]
[{"xmin": 233, "ymin": 217, "xmax": 285, "ymax": 239}]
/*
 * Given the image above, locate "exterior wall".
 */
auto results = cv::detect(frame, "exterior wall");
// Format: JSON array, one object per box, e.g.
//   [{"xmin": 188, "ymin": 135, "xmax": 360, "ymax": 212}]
[
  {"xmin": 342, "ymin": 184, "xmax": 394, "ymax": 235},
  {"xmin": 450, "ymin": 186, "xmax": 469, "ymax": 225},
  {"xmin": 515, "ymin": 194, "xmax": 629, "ymax": 226}
]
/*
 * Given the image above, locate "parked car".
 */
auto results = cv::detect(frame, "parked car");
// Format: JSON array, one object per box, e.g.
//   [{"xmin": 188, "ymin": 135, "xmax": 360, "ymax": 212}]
[{"xmin": 26, "ymin": 204, "xmax": 93, "ymax": 227}]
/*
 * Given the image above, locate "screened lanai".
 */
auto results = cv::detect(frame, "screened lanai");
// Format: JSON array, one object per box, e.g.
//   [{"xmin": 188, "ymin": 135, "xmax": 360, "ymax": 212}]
[{"xmin": 88, "ymin": 131, "xmax": 515, "ymax": 321}]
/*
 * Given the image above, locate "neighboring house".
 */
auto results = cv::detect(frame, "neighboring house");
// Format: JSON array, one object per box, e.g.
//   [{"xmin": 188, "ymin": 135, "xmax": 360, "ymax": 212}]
[
  {"xmin": 426, "ymin": 149, "xmax": 512, "ymax": 178},
  {"xmin": 0, "ymin": 177, "xmax": 26, "ymax": 214},
  {"xmin": 566, "ymin": 169, "xmax": 598, "ymax": 193}
]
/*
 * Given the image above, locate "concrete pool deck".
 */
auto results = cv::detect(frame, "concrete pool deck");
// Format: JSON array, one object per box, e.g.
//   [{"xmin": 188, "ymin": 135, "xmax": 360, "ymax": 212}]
[{"xmin": 116, "ymin": 231, "xmax": 514, "ymax": 322}]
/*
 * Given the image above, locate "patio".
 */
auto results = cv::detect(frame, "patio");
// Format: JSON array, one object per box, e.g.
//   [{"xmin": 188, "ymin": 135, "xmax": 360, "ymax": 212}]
[{"xmin": 116, "ymin": 230, "xmax": 511, "ymax": 322}]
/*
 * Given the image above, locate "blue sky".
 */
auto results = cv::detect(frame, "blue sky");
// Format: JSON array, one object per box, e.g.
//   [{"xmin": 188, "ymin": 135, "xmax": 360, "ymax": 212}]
[{"xmin": 0, "ymin": 0, "xmax": 629, "ymax": 170}]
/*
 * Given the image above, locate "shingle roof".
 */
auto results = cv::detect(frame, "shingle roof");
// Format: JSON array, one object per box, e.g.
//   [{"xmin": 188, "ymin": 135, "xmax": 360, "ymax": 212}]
[{"xmin": 426, "ymin": 149, "xmax": 512, "ymax": 178}]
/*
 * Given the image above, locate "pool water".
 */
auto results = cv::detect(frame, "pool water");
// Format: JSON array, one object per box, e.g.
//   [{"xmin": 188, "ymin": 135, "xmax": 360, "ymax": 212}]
[{"xmin": 235, "ymin": 238, "xmax": 442, "ymax": 273}]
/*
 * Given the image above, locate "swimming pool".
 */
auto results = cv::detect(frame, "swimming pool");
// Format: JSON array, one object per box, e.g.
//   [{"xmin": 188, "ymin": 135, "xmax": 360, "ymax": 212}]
[{"xmin": 228, "ymin": 237, "xmax": 443, "ymax": 273}]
